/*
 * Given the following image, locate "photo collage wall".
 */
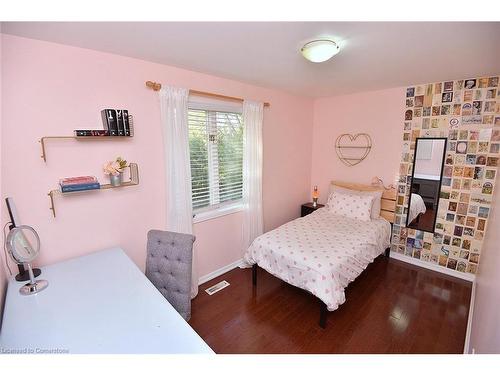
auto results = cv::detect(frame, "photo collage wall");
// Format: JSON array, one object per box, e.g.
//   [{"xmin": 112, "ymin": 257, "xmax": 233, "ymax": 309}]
[{"xmin": 390, "ymin": 76, "xmax": 500, "ymax": 275}]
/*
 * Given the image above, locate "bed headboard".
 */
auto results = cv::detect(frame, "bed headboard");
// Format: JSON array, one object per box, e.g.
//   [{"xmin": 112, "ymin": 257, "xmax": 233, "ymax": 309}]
[{"xmin": 330, "ymin": 180, "xmax": 397, "ymax": 223}]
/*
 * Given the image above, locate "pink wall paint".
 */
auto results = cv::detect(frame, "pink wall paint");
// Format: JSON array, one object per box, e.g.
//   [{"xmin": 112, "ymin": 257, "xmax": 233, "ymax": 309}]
[
  {"xmin": 310, "ymin": 87, "xmax": 405, "ymax": 202},
  {"xmin": 0, "ymin": 34, "xmax": 313, "ymax": 283},
  {"xmin": 469, "ymin": 184, "xmax": 500, "ymax": 353}
]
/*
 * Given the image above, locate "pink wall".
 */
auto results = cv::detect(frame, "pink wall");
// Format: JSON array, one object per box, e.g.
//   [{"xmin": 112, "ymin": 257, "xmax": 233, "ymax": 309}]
[
  {"xmin": 0, "ymin": 34, "xmax": 313, "ymax": 282},
  {"xmin": 310, "ymin": 87, "xmax": 405, "ymax": 202},
  {"xmin": 469, "ymin": 185, "xmax": 500, "ymax": 353}
]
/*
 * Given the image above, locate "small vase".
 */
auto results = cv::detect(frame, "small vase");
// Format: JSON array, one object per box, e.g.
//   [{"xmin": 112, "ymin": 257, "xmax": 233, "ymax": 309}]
[
  {"xmin": 109, "ymin": 173, "xmax": 123, "ymax": 187},
  {"xmin": 312, "ymin": 198, "xmax": 318, "ymax": 207}
]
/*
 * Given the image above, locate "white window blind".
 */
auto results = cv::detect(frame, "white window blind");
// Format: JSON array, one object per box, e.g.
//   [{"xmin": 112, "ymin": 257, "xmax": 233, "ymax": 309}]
[{"xmin": 188, "ymin": 107, "xmax": 243, "ymax": 213}]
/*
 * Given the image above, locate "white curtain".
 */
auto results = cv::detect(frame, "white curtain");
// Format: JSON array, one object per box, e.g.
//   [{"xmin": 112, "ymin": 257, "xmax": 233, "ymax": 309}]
[
  {"xmin": 159, "ymin": 86, "xmax": 198, "ymax": 298},
  {"xmin": 242, "ymin": 100, "xmax": 264, "ymax": 251}
]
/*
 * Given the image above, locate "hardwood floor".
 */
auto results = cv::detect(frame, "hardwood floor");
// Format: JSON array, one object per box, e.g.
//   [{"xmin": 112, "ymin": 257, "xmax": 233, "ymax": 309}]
[
  {"xmin": 189, "ymin": 255, "xmax": 472, "ymax": 354},
  {"xmin": 409, "ymin": 208, "xmax": 436, "ymax": 232}
]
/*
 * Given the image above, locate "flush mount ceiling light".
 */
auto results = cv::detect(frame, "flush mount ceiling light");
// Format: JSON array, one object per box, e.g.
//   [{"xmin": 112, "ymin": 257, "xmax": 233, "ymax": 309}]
[{"xmin": 300, "ymin": 39, "xmax": 340, "ymax": 63}]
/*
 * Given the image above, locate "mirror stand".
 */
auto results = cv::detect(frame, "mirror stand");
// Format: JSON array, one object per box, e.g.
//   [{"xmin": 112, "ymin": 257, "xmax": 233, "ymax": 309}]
[{"xmin": 19, "ymin": 263, "xmax": 49, "ymax": 296}]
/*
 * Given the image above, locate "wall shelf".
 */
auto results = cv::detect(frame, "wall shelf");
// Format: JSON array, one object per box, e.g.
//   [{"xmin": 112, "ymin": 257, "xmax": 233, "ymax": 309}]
[
  {"xmin": 40, "ymin": 136, "xmax": 132, "ymax": 162},
  {"xmin": 48, "ymin": 163, "xmax": 139, "ymax": 218}
]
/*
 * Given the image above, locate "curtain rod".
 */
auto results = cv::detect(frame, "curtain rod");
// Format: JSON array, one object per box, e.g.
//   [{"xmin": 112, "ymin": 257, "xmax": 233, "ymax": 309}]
[{"xmin": 145, "ymin": 81, "xmax": 270, "ymax": 107}]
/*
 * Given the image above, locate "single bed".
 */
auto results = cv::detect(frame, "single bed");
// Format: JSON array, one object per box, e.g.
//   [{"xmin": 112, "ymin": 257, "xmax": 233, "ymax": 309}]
[{"xmin": 243, "ymin": 181, "xmax": 396, "ymax": 328}]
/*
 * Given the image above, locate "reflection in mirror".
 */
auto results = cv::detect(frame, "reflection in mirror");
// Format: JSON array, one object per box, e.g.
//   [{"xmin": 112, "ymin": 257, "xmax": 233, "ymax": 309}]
[{"xmin": 406, "ymin": 138, "xmax": 447, "ymax": 232}]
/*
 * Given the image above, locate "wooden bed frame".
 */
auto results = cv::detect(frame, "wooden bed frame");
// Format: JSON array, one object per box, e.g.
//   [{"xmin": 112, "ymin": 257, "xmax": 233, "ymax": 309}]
[{"xmin": 252, "ymin": 180, "xmax": 397, "ymax": 328}]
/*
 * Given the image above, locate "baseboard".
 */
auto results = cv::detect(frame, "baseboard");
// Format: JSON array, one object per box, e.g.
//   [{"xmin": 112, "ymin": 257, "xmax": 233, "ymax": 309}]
[
  {"xmin": 390, "ymin": 251, "xmax": 476, "ymax": 282},
  {"xmin": 463, "ymin": 280, "xmax": 477, "ymax": 354},
  {"xmin": 198, "ymin": 258, "xmax": 244, "ymax": 286}
]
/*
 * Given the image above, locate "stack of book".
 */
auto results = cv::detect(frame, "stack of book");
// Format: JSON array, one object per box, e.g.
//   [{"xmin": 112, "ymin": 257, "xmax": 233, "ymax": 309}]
[
  {"xmin": 59, "ymin": 176, "xmax": 100, "ymax": 193},
  {"xmin": 74, "ymin": 109, "xmax": 133, "ymax": 137}
]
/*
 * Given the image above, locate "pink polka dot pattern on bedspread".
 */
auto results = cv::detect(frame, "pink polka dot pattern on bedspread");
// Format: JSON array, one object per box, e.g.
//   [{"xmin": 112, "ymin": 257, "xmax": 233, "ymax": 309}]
[{"xmin": 243, "ymin": 208, "xmax": 391, "ymax": 311}]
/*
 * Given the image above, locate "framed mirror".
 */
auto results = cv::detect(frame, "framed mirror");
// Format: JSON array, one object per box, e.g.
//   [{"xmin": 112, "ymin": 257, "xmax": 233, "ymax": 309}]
[{"xmin": 406, "ymin": 137, "xmax": 447, "ymax": 232}]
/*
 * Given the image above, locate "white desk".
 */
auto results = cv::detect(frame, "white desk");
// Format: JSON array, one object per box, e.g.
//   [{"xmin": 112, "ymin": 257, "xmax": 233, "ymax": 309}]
[{"xmin": 0, "ymin": 247, "xmax": 213, "ymax": 354}]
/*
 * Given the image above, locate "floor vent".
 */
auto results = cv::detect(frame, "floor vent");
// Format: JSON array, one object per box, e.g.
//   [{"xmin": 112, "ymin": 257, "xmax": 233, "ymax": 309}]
[{"xmin": 205, "ymin": 280, "xmax": 230, "ymax": 295}]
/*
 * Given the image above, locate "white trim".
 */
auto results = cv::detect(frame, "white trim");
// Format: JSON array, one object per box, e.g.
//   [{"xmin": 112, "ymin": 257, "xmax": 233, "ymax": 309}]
[
  {"xmin": 464, "ymin": 280, "xmax": 476, "ymax": 354},
  {"xmin": 390, "ymin": 251, "xmax": 476, "ymax": 282},
  {"xmin": 193, "ymin": 202, "xmax": 244, "ymax": 224},
  {"xmin": 198, "ymin": 258, "xmax": 244, "ymax": 285}
]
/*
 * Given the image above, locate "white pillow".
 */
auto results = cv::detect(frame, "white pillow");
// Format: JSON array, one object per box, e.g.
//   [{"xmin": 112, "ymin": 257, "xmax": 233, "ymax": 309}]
[
  {"xmin": 329, "ymin": 185, "xmax": 383, "ymax": 219},
  {"xmin": 326, "ymin": 191, "xmax": 374, "ymax": 222}
]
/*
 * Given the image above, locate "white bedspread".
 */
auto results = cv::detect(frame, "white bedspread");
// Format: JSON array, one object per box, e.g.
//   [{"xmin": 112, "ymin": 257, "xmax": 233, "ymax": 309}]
[
  {"xmin": 243, "ymin": 208, "xmax": 391, "ymax": 311},
  {"xmin": 408, "ymin": 193, "xmax": 426, "ymax": 224}
]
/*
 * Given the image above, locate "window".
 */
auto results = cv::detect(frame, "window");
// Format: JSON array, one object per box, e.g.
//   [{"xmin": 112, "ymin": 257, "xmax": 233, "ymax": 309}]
[{"xmin": 188, "ymin": 104, "xmax": 244, "ymax": 218}]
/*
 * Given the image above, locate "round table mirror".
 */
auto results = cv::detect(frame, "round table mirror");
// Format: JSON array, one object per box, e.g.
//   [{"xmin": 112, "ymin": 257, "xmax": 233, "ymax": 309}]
[{"xmin": 6, "ymin": 225, "xmax": 48, "ymax": 295}]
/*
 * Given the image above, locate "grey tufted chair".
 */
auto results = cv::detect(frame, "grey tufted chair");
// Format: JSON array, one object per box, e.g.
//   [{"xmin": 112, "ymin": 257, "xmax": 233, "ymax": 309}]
[{"xmin": 145, "ymin": 230, "xmax": 195, "ymax": 321}]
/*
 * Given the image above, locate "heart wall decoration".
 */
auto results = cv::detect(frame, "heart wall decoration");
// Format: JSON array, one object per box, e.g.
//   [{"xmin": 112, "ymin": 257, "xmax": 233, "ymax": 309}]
[{"xmin": 335, "ymin": 133, "xmax": 372, "ymax": 166}]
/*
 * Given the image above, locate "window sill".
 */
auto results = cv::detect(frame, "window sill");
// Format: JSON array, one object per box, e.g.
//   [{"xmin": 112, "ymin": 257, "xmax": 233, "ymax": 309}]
[{"xmin": 193, "ymin": 203, "xmax": 244, "ymax": 224}]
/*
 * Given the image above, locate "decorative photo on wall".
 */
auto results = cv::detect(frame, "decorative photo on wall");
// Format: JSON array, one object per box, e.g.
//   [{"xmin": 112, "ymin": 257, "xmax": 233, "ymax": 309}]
[
  {"xmin": 447, "ymin": 258, "xmax": 458, "ymax": 270},
  {"xmin": 467, "ymin": 142, "xmax": 477, "ymax": 154},
  {"xmin": 477, "ymin": 219, "xmax": 486, "ymax": 231},
  {"xmin": 414, "ymin": 95, "xmax": 424, "ymax": 107},
  {"xmin": 478, "ymin": 143, "xmax": 489, "ymax": 153},
  {"xmin": 479, "ymin": 78, "xmax": 489, "ymax": 88},
  {"xmin": 482, "ymin": 182, "xmax": 493, "ymax": 194},
  {"xmin": 462, "ymin": 103, "xmax": 472, "ymax": 116},
  {"xmin": 487, "ymin": 89, "xmax": 497, "ymax": 99},
  {"xmin": 444, "ymin": 81, "xmax": 454, "ymax": 92},
  {"xmin": 474, "ymin": 166, "xmax": 484, "ymax": 179},
  {"xmin": 485, "ymin": 169, "xmax": 496, "ymax": 180},
  {"xmin": 479, "ymin": 128, "xmax": 492, "ymax": 141},
  {"xmin": 456, "ymin": 141, "xmax": 467, "ymax": 154},
  {"xmin": 478, "ymin": 207, "xmax": 490, "ymax": 218},
  {"xmin": 476, "ymin": 155, "xmax": 487, "ymax": 165},
  {"xmin": 487, "ymin": 157, "xmax": 498, "ymax": 167},
  {"xmin": 466, "ymin": 154, "xmax": 476, "ymax": 165},
  {"xmin": 464, "ymin": 90, "xmax": 473, "ymax": 102},
  {"xmin": 488, "ymin": 77, "xmax": 499, "ymax": 87},
  {"xmin": 472, "ymin": 101, "xmax": 482, "ymax": 115},
  {"xmin": 492, "ymin": 129, "xmax": 500, "ymax": 142},
  {"xmin": 464, "ymin": 79, "xmax": 477, "ymax": 89},
  {"xmin": 406, "ymin": 87, "xmax": 415, "ymax": 97},
  {"xmin": 442, "ymin": 92, "xmax": 453, "ymax": 103},
  {"xmin": 483, "ymin": 115, "xmax": 494, "ymax": 124},
  {"xmin": 462, "ymin": 179, "xmax": 472, "ymax": 190},
  {"xmin": 441, "ymin": 105, "xmax": 451, "ymax": 115}
]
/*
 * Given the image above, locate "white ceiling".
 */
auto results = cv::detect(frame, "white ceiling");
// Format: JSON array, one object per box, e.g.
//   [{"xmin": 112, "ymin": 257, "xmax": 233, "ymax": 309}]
[{"xmin": 2, "ymin": 22, "xmax": 500, "ymax": 97}]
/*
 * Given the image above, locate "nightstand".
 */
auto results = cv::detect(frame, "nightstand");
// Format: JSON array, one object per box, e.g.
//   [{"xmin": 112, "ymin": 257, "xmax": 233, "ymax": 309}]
[{"xmin": 301, "ymin": 202, "xmax": 325, "ymax": 217}]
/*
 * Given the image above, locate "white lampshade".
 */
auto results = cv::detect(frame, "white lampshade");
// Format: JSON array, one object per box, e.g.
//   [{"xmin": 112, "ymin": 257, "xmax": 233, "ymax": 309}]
[{"xmin": 300, "ymin": 40, "xmax": 340, "ymax": 63}]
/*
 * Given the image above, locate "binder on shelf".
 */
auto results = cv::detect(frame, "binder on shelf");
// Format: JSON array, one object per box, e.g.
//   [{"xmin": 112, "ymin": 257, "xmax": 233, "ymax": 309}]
[
  {"xmin": 101, "ymin": 109, "xmax": 118, "ymax": 136},
  {"xmin": 116, "ymin": 110, "xmax": 125, "ymax": 136},
  {"xmin": 123, "ymin": 110, "xmax": 131, "ymax": 136}
]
